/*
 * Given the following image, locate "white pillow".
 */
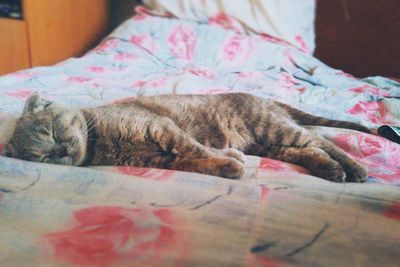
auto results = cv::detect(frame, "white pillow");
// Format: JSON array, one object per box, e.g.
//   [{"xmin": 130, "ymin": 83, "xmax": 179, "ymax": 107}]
[{"xmin": 143, "ymin": 0, "xmax": 316, "ymax": 53}]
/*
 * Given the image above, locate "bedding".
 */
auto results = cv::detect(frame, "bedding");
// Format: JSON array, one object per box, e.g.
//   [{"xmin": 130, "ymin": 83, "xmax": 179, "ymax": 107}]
[
  {"xmin": 143, "ymin": 0, "xmax": 317, "ymax": 53},
  {"xmin": 0, "ymin": 7, "xmax": 400, "ymax": 267}
]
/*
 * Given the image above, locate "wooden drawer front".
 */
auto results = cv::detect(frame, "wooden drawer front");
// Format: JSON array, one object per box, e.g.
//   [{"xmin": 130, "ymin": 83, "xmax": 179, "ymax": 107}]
[
  {"xmin": 0, "ymin": 18, "xmax": 30, "ymax": 76},
  {"xmin": 24, "ymin": 0, "xmax": 109, "ymax": 67}
]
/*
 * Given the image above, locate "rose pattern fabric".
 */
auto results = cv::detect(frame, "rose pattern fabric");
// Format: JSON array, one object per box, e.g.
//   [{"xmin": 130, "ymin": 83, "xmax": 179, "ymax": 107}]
[
  {"xmin": 259, "ymin": 158, "xmax": 309, "ymax": 175},
  {"xmin": 208, "ymin": 12, "xmax": 243, "ymax": 33},
  {"xmin": 168, "ymin": 25, "xmax": 196, "ymax": 60},
  {"xmin": 222, "ymin": 35, "xmax": 254, "ymax": 65},
  {"xmin": 142, "ymin": 0, "xmax": 316, "ymax": 53},
  {"xmin": 347, "ymin": 100, "xmax": 392, "ymax": 124},
  {"xmin": 46, "ymin": 206, "xmax": 188, "ymax": 267},
  {"xmin": 4, "ymin": 88, "xmax": 34, "ymax": 98},
  {"xmin": 333, "ymin": 133, "xmax": 400, "ymax": 182},
  {"xmin": 130, "ymin": 34, "xmax": 158, "ymax": 54},
  {"xmin": 113, "ymin": 166, "xmax": 175, "ymax": 181}
]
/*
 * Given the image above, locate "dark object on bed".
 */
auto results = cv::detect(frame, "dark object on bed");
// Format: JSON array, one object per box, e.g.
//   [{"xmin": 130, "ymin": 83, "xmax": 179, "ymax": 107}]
[
  {"xmin": 378, "ymin": 125, "xmax": 400, "ymax": 144},
  {"xmin": 315, "ymin": 0, "xmax": 400, "ymax": 78}
]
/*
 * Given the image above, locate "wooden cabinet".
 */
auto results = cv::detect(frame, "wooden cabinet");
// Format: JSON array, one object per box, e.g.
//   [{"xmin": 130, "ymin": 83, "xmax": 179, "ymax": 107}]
[
  {"xmin": 0, "ymin": 0, "xmax": 110, "ymax": 75},
  {"xmin": 0, "ymin": 18, "xmax": 30, "ymax": 74}
]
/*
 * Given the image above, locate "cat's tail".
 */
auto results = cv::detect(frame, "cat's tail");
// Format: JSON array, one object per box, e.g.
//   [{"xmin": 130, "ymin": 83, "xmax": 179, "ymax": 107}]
[{"xmin": 275, "ymin": 102, "xmax": 372, "ymax": 134}]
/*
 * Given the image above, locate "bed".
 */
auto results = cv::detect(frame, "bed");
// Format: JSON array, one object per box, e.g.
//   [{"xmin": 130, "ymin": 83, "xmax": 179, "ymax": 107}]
[{"xmin": 0, "ymin": 1, "xmax": 399, "ymax": 267}]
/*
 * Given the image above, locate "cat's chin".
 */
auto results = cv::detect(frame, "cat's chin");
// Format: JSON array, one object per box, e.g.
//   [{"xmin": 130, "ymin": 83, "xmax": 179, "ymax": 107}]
[
  {"xmin": 51, "ymin": 149, "xmax": 86, "ymax": 166},
  {"xmin": 51, "ymin": 156, "xmax": 74, "ymax": 165}
]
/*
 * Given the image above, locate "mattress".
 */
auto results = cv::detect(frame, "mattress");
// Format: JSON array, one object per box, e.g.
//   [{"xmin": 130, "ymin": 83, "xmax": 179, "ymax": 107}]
[{"xmin": 0, "ymin": 13, "xmax": 399, "ymax": 267}]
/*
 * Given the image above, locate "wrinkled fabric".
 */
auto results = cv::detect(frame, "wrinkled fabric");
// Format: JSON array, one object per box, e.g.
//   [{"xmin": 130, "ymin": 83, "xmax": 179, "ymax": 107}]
[
  {"xmin": 142, "ymin": 0, "xmax": 316, "ymax": 53},
  {"xmin": 0, "ymin": 12, "xmax": 399, "ymax": 267}
]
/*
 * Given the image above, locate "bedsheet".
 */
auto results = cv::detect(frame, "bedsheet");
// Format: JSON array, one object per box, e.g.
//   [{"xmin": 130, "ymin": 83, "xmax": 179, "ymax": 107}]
[{"xmin": 0, "ymin": 11, "xmax": 399, "ymax": 267}]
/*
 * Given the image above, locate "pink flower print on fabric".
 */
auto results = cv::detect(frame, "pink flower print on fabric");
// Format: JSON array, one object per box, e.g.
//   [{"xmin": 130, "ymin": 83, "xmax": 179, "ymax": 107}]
[
  {"xmin": 130, "ymin": 34, "xmax": 157, "ymax": 54},
  {"xmin": 113, "ymin": 166, "xmax": 175, "ymax": 181},
  {"xmin": 209, "ymin": 12, "xmax": 242, "ymax": 33},
  {"xmin": 132, "ymin": 5, "xmax": 151, "ymax": 21},
  {"xmin": 259, "ymin": 157, "xmax": 309, "ymax": 175},
  {"xmin": 279, "ymin": 72, "xmax": 298, "ymax": 93},
  {"xmin": 294, "ymin": 35, "xmax": 309, "ymax": 53},
  {"xmin": 222, "ymin": 35, "xmax": 253, "ymax": 65},
  {"xmin": 114, "ymin": 52, "xmax": 138, "ymax": 62},
  {"xmin": 348, "ymin": 85, "xmax": 390, "ymax": 97},
  {"xmin": 384, "ymin": 203, "xmax": 400, "ymax": 221},
  {"xmin": 185, "ymin": 67, "xmax": 216, "ymax": 80},
  {"xmin": 333, "ymin": 133, "xmax": 400, "ymax": 182},
  {"xmin": 10, "ymin": 71, "xmax": 42, "ymax": 79},
  {"xmin": 68, "ymin": 77, "xmax": 92, "ymax": 83},
  {"xmin": 245, "ymin": 252, "xmax": 285, "ymax": 267},
  {"xmin": 93, "ymin": 39, "xmax": 119, "ymax": 53},
  {"xmin": 261, "ymin": 34, "xmax": 292, "ymax": 47},
  {"xmin": 131, "ymin": 77, "xmax": 168, "ymax": 88},
  {"xmin": 86, "ymin": 66, "xmax": 105, "ymax": 73},
  {"xmin": 168, "ymin": 25, "xmax": 196, "ymax": 60},
  {"xmin": 5, "ymin": 89, "xmax": 33, "ymax": 99},
  {"xmin": 45, "ymin": 206, "xmax": 190, "ymax": 267},
  {"xmin": 347, "ymin": 100, "xmax": 392, "ymax": 124}
]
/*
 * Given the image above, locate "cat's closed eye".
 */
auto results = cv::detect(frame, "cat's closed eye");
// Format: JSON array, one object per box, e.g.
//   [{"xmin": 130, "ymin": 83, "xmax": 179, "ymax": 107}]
[{"xmin": 38, "ymin": 128, "xmax": 50, "ymax": 136}]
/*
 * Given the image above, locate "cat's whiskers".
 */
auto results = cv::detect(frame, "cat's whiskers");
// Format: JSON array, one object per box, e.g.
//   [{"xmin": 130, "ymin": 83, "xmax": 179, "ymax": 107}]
[
  {"xmin": 85, "ymin": 115, "xmax": 98, "ymax": 137},
  {"xmin": 85, "ymin": 115, "xmax": 96, "ymax": 129},
  {"xmin": 86, "ymin": 122, "xmax": 98, "ymax": 137},
  {"xmin": 70, "ymin": 137, "xmax": 80, "ymax": 151}
]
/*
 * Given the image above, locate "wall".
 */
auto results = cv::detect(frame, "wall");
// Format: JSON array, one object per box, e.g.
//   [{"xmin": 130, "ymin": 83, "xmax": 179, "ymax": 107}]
[
  {"xmin": 110, "ymin": 0, "xmax": 141, "ymax": 30},
  {"xmin": 315, "ymin": 0, "xmax": 400, "ymax": 78}
]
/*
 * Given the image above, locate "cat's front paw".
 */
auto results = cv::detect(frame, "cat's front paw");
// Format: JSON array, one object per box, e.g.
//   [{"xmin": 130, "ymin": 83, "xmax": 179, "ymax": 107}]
[
  {"xmin": 218, "ymin": 157, "xmax": 245, "ymax": 179},
  {"xmin": 344, "ymin": 163, "xmax": 368, "ymax": 183},
  {"xmin": 222, "ymin": 148, "xmax": 246, "ymax": 163},
  {"xmin": 312, "ymin": 160, "xmax": 346, "ymax": 182}
]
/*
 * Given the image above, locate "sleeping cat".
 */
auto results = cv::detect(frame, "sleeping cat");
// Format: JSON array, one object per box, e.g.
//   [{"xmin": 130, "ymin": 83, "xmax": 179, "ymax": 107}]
[{"xmin": 5, "ymin": 92, "xmax": 371, "ymax": 182}]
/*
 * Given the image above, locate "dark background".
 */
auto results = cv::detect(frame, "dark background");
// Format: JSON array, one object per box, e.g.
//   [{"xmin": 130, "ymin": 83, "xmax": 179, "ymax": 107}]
[{"xmin": 315, "ymin": 0, "xmax": 400, "ymax": 78}]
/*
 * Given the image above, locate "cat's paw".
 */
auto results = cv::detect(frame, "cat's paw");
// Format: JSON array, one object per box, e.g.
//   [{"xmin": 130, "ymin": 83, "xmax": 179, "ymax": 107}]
[
  {"xmin": 222, "ymin": 148, "xmax": 246, "ymax": 163},
  {"xmin": 218, "ymin": 157, "xmax": 245, "ymax": 179},
  {"xmin": 344, "ymin": 163, "xmax": 368, "ymax": 183},
  {"xmin": 312, "ymin": 160, "xmax": 346, "ymax": 182}
]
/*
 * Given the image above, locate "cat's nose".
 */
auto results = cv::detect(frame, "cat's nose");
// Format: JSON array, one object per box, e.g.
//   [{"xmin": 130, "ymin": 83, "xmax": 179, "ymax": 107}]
[{"xmin": 52, "ymin": 145, "xmax": 68, "ymax": 158}]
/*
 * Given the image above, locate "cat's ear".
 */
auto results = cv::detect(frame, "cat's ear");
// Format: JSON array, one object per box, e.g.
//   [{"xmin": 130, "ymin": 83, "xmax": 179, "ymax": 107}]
[{"xmin": 23, "ymin": 92, "xmax": 52, "ymax": 114}]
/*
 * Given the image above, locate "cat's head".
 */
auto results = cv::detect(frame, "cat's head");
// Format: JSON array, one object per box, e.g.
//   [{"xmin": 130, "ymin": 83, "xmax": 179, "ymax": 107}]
[{"xmin": 5, "ymin": 92, "xmax": 88, "ymax": 165}]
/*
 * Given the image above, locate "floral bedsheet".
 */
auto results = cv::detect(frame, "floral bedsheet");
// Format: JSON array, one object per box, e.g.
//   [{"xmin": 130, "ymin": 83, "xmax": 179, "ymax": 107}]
[{"xmin": 0, "ymin": 9, "xmax": 399, "ymax": 267}]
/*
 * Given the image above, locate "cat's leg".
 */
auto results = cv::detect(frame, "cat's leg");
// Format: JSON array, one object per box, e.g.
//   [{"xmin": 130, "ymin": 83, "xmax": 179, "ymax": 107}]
[
  {"xmin": 169, "ymin": 157, "xmax": 244, "ymax": 178},
  {"xmin": 253, "ymin": 121, "xmax": 367, "ymax": 182},
  {"xmin": 252, "ymin": 145, "xmax": 346, "ymax": 182},
  {"xmin": 147, "ymin": 119, "xmax": 245, "ymax": 178},
  {"xmin": 143, "ymin": 153, "xmax": 244, "ymax": 178},
  {"xmin": 308, "ymin": 139, "xmax": 368, "ymax": 182}
]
